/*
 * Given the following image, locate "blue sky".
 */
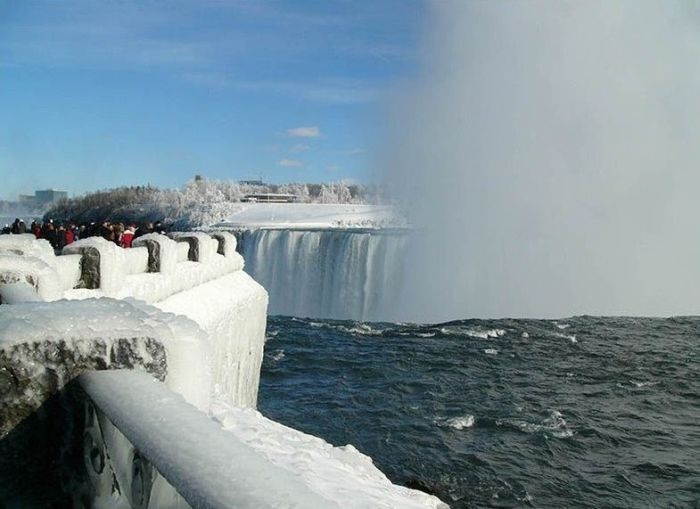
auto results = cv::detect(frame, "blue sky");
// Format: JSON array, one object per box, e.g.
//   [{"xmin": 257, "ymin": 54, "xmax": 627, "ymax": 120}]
[{"xmin": 0, "ymin": 0, "xmax": 424, "ymax": 199}]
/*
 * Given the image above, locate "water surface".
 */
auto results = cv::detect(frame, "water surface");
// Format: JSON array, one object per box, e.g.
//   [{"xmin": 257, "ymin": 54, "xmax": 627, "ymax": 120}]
[{"xmin": 259, "ymin": 316, "xmax": 700, "ymax": 508}]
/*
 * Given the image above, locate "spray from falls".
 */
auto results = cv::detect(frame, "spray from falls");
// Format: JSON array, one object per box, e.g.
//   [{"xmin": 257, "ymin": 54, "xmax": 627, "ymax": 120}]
[{"xmin": 382, "ymin": 0, "xmax": 700, "ymax": 322}]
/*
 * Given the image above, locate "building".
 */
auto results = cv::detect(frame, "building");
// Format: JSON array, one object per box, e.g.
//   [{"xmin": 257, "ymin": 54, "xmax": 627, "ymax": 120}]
[
  {"xmin": 242, "ymin": 193, "xmax": 297, "ymax": 203},
  {"xmin": 239, "ymin": 178, "xmax": 266, "ymax": 186},
  {"xmin": 18, "ymin": 189, "xmax": 68, "ymax": 208}
]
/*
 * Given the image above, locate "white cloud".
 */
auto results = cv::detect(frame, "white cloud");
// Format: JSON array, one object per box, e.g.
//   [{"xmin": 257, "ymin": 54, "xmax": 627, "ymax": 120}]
[
  {"xmin": 290, "ymin": 143, "xmax": 310, "ymax": 153},
  {"xmin": 286, "ymin": 126, "xmax": 321, "ymax": 138},
  {"xmin": 278, "ymin": 159, "xmax": 303, "ymax": 167}
]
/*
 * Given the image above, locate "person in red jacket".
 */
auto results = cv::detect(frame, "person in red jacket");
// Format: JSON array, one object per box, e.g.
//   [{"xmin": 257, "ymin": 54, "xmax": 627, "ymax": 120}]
[
  {"xmin": 121, "ymin": 225, "xmax": 135, "ymax": 248},
  {"xmin": 64, "ymin": 226, "xmax": 74, "ymax": 245}
]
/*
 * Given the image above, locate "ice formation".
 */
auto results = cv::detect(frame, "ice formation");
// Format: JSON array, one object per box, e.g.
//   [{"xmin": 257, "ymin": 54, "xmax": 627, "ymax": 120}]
[
  {"xmin": 157, "ymin": 270, "xmax": 267, "ymax": 407},
  {"xmin": 0, "ymin": 298, "xmax": 212, "ymax": 433},
  {"xmin": 81, "ymin": 370, "xmax": 449, "ymax": 509},
  {"xmin": 0, "ymin": 233, "xmax": 446, "ymax": 508}
]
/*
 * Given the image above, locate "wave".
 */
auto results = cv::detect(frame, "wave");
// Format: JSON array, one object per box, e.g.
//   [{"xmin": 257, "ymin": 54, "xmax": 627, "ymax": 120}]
[
  {"xmin": 495, "ymin": 410, "xmax": 573, "ymax": 438},
  {"xmin": 436, "ymin": 415, "xmax": 475, "ymax": 430}
]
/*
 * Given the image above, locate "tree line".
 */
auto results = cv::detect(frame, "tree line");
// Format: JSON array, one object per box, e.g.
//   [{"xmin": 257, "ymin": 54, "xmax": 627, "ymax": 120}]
[{"xmin": 44, "ymin": 178, "xmax": 380, "ymax": 230}]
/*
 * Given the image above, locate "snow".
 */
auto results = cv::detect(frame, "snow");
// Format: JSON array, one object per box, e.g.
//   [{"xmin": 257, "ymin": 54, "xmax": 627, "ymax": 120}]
[
  {"xmin": 0, "ymin": 282, "xmax": 41, "ymax": 304},
  {"xmin": 80, "ymin": 370, "xmax": 448, "ymax": 509},
  {"xmin": 211, "ymin": 400, "xmax": 449, "ymax": 509},
  {"xmin": 122, "ymin": 246, "xmax": 149, "ymax": 275},
  {"xmin": 0, "ymin": 234, "xmax": 55, "ymax": 265},
  {"xmin": 210, "ymin": 231, "xmax": 237, "ymax": 257},
  {"xmin": 81, "ymin": 370, "xmax": 335, "ymax": 509},
  {"xmin": 211, "ymin": 203, "xmax": 402, "ymax": 229},
  {"xmin": 176, "ymin": 241, "xmax": 190, "ymax": 262},
  {"xmin": 133, "ymin": 233, "xmax": 179, "ymax": 274},
  {"xmin": 168, "ymin": 232, "xmax": 219, "ymax": 264},
  {"xmin": 0, "ymin": 254, "xmax": 63, "ymax": 300},
  {"xmin": 54, "ymin": 253, "xmax": 82, "ymax": 289},
  {"xmin": 63, "ymin": 237, "xmax": 126, "ymax": 293},
  {"xmin": 156, "ymin": 270, "xmax": 267, "ymax": 408},
  {"xmin": 0, "ymin": 233, "xmax": 443, "ymax": 509},
  {"xmin": 80, "ymin": 253, "xmax": 245, "ymax": 304},
  {"xmin": 0, "ymin": 298, "xmax": 211, "ymax": 411}
]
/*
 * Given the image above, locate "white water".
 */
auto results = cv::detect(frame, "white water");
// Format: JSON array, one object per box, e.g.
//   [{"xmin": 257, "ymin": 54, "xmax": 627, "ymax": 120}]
[{"xmin": 240, "ymin": 229, "xmax": 406, "ymax": 321}]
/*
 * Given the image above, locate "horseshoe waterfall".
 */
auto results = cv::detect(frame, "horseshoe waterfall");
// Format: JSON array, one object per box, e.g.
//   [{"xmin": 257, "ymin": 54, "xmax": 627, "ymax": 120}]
[{"xmin": 238, "ymin": 228, "xmax": 407, "ymax": 321}]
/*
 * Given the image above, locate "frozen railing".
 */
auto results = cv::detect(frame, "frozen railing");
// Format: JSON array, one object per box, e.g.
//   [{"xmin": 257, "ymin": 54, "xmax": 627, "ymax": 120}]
[
  {"xmin": 80, "ymin": 370, "xmax": 335, "ymax": 509},
  {"xmin": 0, "ymin": 232, "xmax": 242, "ymax": 303},
  {"xmin": 0, "ymin": 236, "xmax": 446, "ymax": 509},
  {"xmin": 0, "ymin": 232, "xmax": 267, "ymax": 410}
]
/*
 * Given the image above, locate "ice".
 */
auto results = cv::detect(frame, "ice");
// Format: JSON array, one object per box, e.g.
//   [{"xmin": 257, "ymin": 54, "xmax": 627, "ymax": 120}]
[
  {"xmin": 210, "ymin": 231, "xmax": 237, "ymax": 257},
  {"xmin": 0, "ymin": 298, "xmax": 212, "ymax": 434},
  {"xmin": 0, "ymin": 254, "xmax": 63, "ymax": 300},
  {"xmin": 168, "ymin": 232, "xmax": 219, "ymax": 264},
  {"xmin": 0, "ymin": 233, "xmax": 440, "ymax": 507},
  {"xmin": 210, "ymin": 397, "xmax": 449, "ymax": 509},
  {"xmin": 122, "ymin": 246, "xmax": 149, "ymax": 274},
  {"xmin": 0, "ymin": 282, "xmax": 41, "ymax": 304},
  {"xmin": 175, "ymin": 241, "xmax": 190, "ymax": 262},
  {"xmin": 81, "ymin": 370, "xmax": 339, "ymax": 509},
  {"xmin": 0, "ymin": 234, "xmax": 55, "ymax": 265},
  {"xmin": 63, "ymin": 237, "xmax": 127, "ymax": 293},
  {"xmin": 132, "ymin": 233, "xmax": 179, "ymax": 274},
  {"xmin": 156, "ymin": 270, "xmax": 267, "ymax": 408},
  {"xmin": 109, "ymin": 253, "xmax": 243, "ymax": 304},
  {"xmin": 54, "ymin": 253, "xmax": 82, "ymax": 289},
  {"xmin": 496, "ymin": 410, "xmax": 573, "ymax": 438}
]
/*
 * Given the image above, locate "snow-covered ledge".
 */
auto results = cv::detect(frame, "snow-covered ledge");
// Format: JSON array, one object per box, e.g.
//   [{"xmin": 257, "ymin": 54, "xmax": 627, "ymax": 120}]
[
  {"xmin": 0, "ymin": 234, "xmax": 447, "ymax": 508},
  {"xmin": 1, "ymin": 233, "xmax": 265, "ymax": 408},
  {"xmin": 79, "ymin": 370, "xmax": 448, "ymax": 509}
]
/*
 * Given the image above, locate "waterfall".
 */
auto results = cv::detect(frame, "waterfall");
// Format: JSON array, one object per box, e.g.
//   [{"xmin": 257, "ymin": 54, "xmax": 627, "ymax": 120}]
[{"xmin": 239, "ymin": 229, "xmax": 406, "ymax": 321}]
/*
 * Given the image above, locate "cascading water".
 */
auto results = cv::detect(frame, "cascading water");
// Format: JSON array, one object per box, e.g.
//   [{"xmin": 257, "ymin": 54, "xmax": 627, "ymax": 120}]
[{"xmin": 238, "ymin": 229, "xmax": 406, "ymax": 321}]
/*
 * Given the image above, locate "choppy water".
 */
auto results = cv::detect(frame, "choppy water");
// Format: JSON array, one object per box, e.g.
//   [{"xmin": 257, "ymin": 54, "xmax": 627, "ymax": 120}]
[{"xmin": 258, "ymin": 316, "xmax": 700, "ymax": 508}]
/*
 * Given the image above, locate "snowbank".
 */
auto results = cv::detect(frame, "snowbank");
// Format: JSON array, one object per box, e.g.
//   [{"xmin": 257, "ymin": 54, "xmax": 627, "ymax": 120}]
[
  {"xmin": 211, "ymin": 400, "xmax": 450, "ymax": 508},
  {"xmin": 212, "ymin": 203, "xmax": 403, "ymax": 229}
]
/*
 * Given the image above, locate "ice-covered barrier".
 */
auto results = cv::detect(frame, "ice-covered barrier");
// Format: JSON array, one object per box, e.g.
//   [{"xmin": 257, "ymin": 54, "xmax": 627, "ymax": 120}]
[
  {"xmin": 0, "ymin": 234, "xmax": 446, "ymax": 508},
  {"xmin": 0, "ymin": 233, "xmax": 265, "ymax": 407},
  {"xmin": 0, "ymin": 298, "xmax": 210, "ymax": 506},
  {"xmin": 78, "ymin": 370, "xmax": 448, "ymax": 509}
]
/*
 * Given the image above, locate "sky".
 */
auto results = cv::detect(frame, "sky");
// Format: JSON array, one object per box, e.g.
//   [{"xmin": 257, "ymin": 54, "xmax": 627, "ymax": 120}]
[{"xmin": 0, "ymin": 0, "xmax": 424, "ymax": 200}]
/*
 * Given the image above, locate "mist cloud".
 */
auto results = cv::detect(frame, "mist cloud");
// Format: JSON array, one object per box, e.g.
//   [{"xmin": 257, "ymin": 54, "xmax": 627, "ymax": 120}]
[{"xmin": 383, "ymin": 1, "xmax": 700, "ymax": 321}]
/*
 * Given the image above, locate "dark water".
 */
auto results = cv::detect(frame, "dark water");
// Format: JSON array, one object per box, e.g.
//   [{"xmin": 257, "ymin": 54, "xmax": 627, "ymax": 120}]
[{"xmin": 258, "ymin": 316, "xmax": 700, "ymax": 508}]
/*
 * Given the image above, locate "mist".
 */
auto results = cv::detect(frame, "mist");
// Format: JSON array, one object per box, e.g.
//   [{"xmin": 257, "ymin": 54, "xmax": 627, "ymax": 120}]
[{"xmin": 382, "ymin": 1, "xmax": 700, "ymax": 322}]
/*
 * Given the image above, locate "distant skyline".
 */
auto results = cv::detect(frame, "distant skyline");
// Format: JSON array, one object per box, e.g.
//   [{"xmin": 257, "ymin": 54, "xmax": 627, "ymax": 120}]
[{"xmin": 0, "ymin": 0, "xmax": 425, "ymax": 200}]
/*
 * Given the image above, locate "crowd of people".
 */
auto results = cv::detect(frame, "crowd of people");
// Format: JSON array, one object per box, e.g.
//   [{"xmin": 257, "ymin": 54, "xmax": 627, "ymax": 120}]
[{"xmin": 1, "ymin": 218, "xmax": 167, "ymax": 251}]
